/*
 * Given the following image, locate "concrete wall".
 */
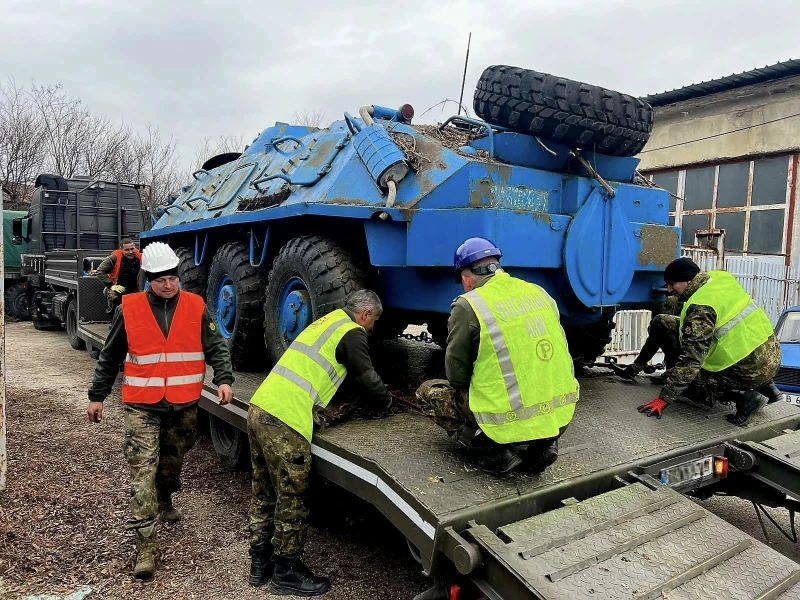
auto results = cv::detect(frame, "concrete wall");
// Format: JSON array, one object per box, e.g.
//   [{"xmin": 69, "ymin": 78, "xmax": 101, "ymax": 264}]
[{"xmin": 638, "ymin": 75, "xmax": 800, "ymax": 171}]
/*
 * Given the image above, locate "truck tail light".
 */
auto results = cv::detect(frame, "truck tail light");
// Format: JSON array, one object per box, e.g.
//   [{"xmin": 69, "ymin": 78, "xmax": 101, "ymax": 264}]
[{"xmin": 714, "ymin": 456, "xmax": 728, "ymax": 478}]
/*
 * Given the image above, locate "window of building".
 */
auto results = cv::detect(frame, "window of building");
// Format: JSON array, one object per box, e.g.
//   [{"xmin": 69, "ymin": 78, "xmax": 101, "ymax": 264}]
[{"xmin": 646, "ymin": 154, "xmax": 794, "ymax": 255}]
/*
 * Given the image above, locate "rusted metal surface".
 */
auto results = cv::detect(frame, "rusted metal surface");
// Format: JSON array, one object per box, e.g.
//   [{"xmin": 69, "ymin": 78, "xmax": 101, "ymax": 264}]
[
  {"xmin": 637, "ymin": 224, "xmax": 680, "ymax": 267},
  {"xmin": 1, "ymin": 187, "xmax": 7, "ymax": 491}
]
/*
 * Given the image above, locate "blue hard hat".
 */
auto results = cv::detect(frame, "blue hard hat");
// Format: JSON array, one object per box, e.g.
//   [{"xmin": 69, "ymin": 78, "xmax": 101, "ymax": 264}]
[{"xmin": 454, "ymin": 237, "xmax": 502, "ymax": 281}]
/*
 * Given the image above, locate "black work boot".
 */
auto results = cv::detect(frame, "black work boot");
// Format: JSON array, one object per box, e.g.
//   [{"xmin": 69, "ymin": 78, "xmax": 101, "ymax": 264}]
[
  {"xmin": 757, "ymin": 381, "xmax": 783, "ymax": 404},
  {"xmin": 270, "ymin": 555, "xmax": 331, "ymax": 596},
  {"xmin": 726, "ymin": 390, "xmax": 768, "ymax": 426},
  {"xmin": 473, "ymin": 444, "xmax": 521, "ymax": 476},
  {"xmin": 524, "ymin": 439, "xmax": 559, "ymax": 474},
  {"xmin": 248, "ymin": 537, "xmax": 275, "ymax": 587}
]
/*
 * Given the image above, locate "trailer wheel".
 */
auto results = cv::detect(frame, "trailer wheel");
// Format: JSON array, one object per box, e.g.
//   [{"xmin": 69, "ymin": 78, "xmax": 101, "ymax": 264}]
[
  {"xmin": 207, "ymin": 242, "xmax": 267, "ymax": 370},
  {"xmin": 65, "ymin": 300, "xmax": 85, "ymax": 350},
  {"xmin": 208, "ymin": 414, "xmax": 250, "ymax": 471},
  {"xmin": 5, "ymin": 282, "xmax": 31, "ymax": 320},
  {"xmin": 263, "ymin": 236, "xmax": 366, "ymax": 364},
  {"xmin": 473, "ymin": 65, "xmax": 654, "ymax": 157},
  {"xmin": 176, "ymin": 246, "xmax": 209, "ymax": 297}
]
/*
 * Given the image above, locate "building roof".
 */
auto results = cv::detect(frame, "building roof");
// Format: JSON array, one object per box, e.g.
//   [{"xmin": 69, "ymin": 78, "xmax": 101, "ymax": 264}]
[{"xmin": 642, "ymin": 59, "xmax": 800, "ymax": 107}]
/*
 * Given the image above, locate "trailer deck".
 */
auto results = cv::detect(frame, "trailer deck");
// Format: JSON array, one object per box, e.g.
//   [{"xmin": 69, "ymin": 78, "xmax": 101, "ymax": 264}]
[{"xmin": 198, "ymin": 339, "xmax": 800, "ymax": 576}]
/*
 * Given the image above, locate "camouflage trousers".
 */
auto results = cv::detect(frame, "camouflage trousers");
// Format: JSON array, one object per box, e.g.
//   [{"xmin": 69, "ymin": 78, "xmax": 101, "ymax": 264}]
[
  {"xmin": 247, "ymin": 404, "xmax": 311, "ymax": 558},
  {"xmin": 645, "ymin": 317, "xmax": 782, "ymax": 406},
  {"xmin": 416, "ymin": 379, "xmax": 476, "ymax": 435},
  {"xmin": 123, "ymin": 405, "xmax": 197, "ymax": 531},
  {"xmin": 632, "ymin": 314, "xmax": 682, "ymax": 371},
  {"xmin": 103, "ymin": 286, "xmax": 123, "ymax": 314},
  {"xmin": 416, "ymin": 379, "xmax": 565, "ymax": 458}
]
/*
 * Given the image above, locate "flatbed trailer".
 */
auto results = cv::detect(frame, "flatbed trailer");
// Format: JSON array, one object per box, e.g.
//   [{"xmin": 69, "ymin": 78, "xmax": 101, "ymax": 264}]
[{"xmin": 75, "ymin": 316, "xmax": 800, "ymax": 599}]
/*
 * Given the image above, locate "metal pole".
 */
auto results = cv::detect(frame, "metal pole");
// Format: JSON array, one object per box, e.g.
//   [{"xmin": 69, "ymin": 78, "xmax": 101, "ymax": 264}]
[
  {"xmin": 1, "ymin": 186, "xmax": 7, "ymax": 491},
  {"xmin": 458, "ymin": 32, "xmax": 472, "ymax": 116}
]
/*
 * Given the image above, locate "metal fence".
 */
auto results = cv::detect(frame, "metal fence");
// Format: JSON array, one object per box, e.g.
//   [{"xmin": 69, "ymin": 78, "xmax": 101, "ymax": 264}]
[{"xmin": 604, "ymin": 248, "xmax": 800, "ymax": 358}]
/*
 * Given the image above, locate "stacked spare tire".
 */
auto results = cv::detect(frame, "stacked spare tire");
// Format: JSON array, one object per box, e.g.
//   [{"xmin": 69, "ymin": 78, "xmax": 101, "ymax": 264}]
[{"xmin": 473, "ymin": 65, "xmax": 654, "ymax": 157}]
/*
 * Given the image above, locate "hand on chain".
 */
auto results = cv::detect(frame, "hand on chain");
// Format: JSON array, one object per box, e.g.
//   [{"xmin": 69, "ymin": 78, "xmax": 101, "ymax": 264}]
[
  {"xmin": 111, "ymin": 284, "xmax": 126, "ymax": 294},
  {"xmin": 637, "ymin": 397, "xmax": 668, "ymax": 419}
]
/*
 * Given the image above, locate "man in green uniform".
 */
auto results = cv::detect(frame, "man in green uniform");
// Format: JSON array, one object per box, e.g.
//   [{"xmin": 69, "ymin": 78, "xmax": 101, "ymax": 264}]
[
  {"xmin": 417, "ymin": 238, "xmax": 579, "ymax": 476},
  {"xmin": 87, "ymin": 242, "xmax": 234, "ymax": 580},
  {"xmin": 95, "ymin": 238, "xmax": 142, "ymax": 314},
  {"xmin": 246, "ymin": 289, "xmax": 392, "ymax": 596},
  {"xmin": 637, "ymin": 257, "xmax": 782, "ymax": 424}
]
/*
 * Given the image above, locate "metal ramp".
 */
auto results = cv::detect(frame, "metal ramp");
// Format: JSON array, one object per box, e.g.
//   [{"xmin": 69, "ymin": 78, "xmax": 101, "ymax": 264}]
[{"xmin": 464, "ymin": 483, "xmax": 800, "ymax": 600}]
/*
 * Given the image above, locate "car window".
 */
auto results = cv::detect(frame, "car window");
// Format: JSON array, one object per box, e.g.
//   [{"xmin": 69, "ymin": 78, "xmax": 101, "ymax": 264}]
[{"xmin": 776, "ymin": 312, "xmax": 800, "ymax": 343}]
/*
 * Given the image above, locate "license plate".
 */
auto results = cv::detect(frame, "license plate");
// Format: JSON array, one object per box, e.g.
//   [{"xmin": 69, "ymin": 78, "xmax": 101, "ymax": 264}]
[
  {"xmin": 783, "ymin": 393, "xmax": 800, "ymax": 406},
  {"xmin": 659, "ymin": 456, "xmax": 714, "ymax": 487}
]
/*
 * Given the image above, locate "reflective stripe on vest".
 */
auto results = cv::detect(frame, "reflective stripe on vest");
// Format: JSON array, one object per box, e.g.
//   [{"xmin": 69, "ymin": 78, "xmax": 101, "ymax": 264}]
[
  {"xmin": 679, "ymin": 270, "xmax": 774, "ymax": 372},
  {"xmin": 461, "ymin": 272, "xmax": 579, "ymax": 444},
  {"xmin": 249, "ymin": 309, "xmax": 361, "ymax": 441},
  {"xmin": 121, "ymin": 291, "xmax": 206, "ymax": 404},
  {"xmin": 109, "ymin": 248, "xmax": 142, "ymax": 285}
]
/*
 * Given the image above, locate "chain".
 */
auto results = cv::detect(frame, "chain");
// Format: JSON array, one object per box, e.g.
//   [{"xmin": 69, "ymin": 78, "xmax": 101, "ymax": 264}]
[{"xmin": 397, "ymin": 330, "xmax": 438, "ymax": 344}]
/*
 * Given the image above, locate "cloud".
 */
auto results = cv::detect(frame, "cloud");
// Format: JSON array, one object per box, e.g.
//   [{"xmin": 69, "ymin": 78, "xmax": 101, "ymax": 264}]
[{"xmin": 3, "ymin": 0, "xmax": 799, "ymax": 168}]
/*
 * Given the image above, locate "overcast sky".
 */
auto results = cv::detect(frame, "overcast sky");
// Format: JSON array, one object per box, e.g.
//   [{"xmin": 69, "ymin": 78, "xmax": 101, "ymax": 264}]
[{"xmin": 3, "ymin": 0, "xmax": 799, "ymax": 169}]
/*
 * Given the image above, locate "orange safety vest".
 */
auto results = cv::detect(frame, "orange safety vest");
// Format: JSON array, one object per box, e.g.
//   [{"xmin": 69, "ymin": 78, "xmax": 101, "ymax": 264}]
[
  {"xmin": 121, "ymin": 291, "xmax": 206, "ymax": 405},
  {"xmin": 109, "ymin": 248, "xmax": 143, "ymax": 285}
]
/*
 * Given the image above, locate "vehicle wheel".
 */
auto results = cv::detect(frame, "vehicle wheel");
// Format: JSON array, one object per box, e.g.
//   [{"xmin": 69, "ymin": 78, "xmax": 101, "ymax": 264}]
[
  {"xmin": 176, "ymin": 246, "xmax": 209, "ymax": 297},
  {"xmin": 263, "ymin": 236, "xmax": 366, "ymax": 365},
  {"xmin": 209, "ymin": 414, "xmax": 250, "ymax": 471},
  {"xmin": 564, "ymin": 311, "xmax": 616, "ymax": 365},
  {"xmin": 207, "ymin": 242, "xmax": 267, "ymax": 370},
  {"xmin": 65, "ymin": 300, "xmax": 85, "ymax": 350},
  {"xmin": 426, "ymin": 315, "xmax": 449, "ymax": 349},
  {"xmin": 5, "ymin": 282, "xmax": 31, "ymax": 320},
  {"xmin": 473, "ymin": 65, "xmax": 654, "ymax": 157}
]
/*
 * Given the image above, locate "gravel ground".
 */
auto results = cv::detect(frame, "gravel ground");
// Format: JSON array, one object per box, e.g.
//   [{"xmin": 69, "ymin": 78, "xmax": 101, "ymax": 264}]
[
  {"xmin": 3, "ymin": 321, "xmax": 800, "ymax": 600},
  {"xmin": 0, "ymin": 322, "xmax": 429, "ymax": 599}
]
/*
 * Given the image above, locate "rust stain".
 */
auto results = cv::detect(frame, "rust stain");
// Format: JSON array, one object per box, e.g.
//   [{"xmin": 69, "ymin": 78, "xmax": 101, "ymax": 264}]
[
  {"xmin": 530, "ymin": 211, "xmax": 552, "ymax": 224},
  {"xmin": 638, "ymin": 225, "xmax": 679, "ymax": 267},
  {"xmin": 469, "ymin": 178, "xmax": 494, "ymax": 207}
]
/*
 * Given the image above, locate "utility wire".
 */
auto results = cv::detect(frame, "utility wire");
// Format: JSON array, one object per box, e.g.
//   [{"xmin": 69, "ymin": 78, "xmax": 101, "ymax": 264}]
[{"xmin": 640, "ymin": 111, "xmax": 800, "ymax": 153}]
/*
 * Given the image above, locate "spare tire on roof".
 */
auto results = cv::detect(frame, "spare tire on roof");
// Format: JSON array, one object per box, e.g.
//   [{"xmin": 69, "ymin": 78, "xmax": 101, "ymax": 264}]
[{"xmin": 473, "ymin": 65, "xmax": 654, "ymax": 157}]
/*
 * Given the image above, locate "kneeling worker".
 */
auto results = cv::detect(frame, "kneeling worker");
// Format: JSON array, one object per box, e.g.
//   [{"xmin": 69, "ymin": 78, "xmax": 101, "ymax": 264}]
[
  {"xmin": 637, "ymin": 257, "xmax": 781, "ymax": 424},
  {"xmin": 87, "ymin": 242, "xmax": 234, "ymax": 580},
  {"xmin": 417, "ymin": 237, "xmax": 579, "ymax": 476},
  {"xmin": 246, "ymin": 289, "xmax": 392, "ymax": 596}
]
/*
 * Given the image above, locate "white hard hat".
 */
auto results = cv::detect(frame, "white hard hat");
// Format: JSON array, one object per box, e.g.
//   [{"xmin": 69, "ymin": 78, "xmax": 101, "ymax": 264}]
[{"xmin": 141, "ymin": 241, "xmax": 180, "ymax": 273}]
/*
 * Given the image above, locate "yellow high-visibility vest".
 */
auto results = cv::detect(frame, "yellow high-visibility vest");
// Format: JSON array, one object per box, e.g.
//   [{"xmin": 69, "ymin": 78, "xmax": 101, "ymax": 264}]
[
  {"xmin": 460, "ymin": 272, "xmax": 579, "ymax": 444},
  {"xmin": 250, "ymin": 309, "xmax": 360, "ymax": 441},
  {"xmin": 679, "ymin": 270, "xmax": 774, "ymax": 372}
]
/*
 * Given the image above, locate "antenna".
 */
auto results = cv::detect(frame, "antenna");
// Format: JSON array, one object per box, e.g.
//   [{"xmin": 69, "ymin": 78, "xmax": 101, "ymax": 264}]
[{"xmin": 457, "ymin": 32, "xmax": 472, "ymax": 116}]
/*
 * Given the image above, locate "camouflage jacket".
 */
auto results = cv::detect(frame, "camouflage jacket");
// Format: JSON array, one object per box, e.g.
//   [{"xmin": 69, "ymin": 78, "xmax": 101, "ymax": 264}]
[{"xmin": 658, "ymin": 272, "xmax": 777, "ymax": 402}]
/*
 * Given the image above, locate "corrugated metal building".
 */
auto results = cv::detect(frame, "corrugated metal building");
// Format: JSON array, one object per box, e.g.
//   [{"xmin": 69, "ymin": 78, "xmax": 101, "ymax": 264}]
[{"xmin": 638, "ymin": 59, "xmax": 800, "ymax": 265}]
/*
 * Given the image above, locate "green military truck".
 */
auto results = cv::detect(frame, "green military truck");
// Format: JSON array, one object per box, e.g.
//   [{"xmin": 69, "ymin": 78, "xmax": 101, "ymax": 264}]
[{"xmin": 4, "ymin": 209, "xmax": 31, "ymax": 320}]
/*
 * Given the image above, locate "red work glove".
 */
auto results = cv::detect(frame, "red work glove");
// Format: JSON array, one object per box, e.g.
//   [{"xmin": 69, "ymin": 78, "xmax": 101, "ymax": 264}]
[{"xmin": 637, "ymin": 397, "xmax": 668, "ymax": 419}]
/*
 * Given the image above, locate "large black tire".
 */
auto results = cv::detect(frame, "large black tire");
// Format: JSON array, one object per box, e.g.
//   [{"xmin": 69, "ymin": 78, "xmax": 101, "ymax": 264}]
[
  {"xmin": 263, "ymin": 236, "xmax": 366, "ymax": 365},
  {"xmin": 474, "ymin": 65, "xmax": 654, "ymax": 157},
  {"xmin": 564, "ymin": 312, "xmax": 616, "ymax": 365},
  {"xmin": 426, "ymin": 315, "xmax": 449, "ymax": 349},
  {"xmin": 65, "ymin": 300, "xmax": 85, "ymax": 350},
  {"xmin": 176, "ymin": 246, "xmax": 209, "ymax": 297},
  {"xmin": 5, "ymin": 282, "xmax": 30, "ymax": 320},
  {"xmin": 208, "ymin": 414, "xmax": 250, "ymax": 471},
  {"xmin": 206, "ymin": 242, "xmax": 267, "ymax": 371}
]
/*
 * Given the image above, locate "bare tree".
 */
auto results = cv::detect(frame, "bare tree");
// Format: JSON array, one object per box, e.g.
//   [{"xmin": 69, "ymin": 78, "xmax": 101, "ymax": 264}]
[
  {"xmin": 29, "ymin": 83, "xmax": 96, "ymax": 177},
  {"xmin": 293, "ymin": 109, "xmax": 326, "ymax": 128},
  {"xmin": 191, "ymin": 134, "xmax": 245, "ymax": 171},
  {"xmin": 0, "ymin": 78, "xmax": 46, "ymax": 203}
]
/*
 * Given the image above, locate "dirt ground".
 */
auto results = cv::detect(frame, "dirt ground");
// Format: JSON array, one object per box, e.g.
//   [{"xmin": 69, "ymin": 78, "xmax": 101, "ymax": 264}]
[{"xmin": 0, "ymin": 322, "xmax": 430, "ymax": 599}]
